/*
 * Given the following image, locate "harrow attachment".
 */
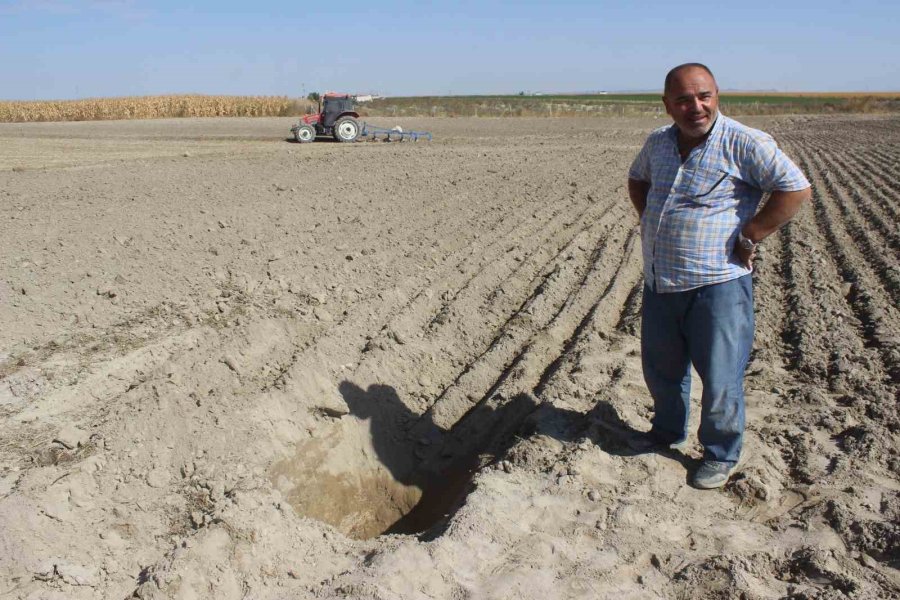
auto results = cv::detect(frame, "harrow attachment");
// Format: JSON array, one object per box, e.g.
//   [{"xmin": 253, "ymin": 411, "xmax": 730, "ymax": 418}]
[{"xmin": 358, "ymin": 122, "xmax": 433, "ymax": 142}]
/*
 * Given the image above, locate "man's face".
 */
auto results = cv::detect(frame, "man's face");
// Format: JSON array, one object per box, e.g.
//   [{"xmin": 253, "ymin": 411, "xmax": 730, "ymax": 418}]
[{"xmin": 663, "ymin": 67, "xmax": 719, "ymax": 141}]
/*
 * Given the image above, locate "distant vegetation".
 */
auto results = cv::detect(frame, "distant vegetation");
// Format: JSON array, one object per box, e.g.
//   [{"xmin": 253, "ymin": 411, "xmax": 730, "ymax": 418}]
[
  {"xmin": 1, "ymin": 92, "xmax": 897, "ymax": 123},
  {"xmin": 362, "ymin": 92, "xmax": 900, "ymax": 118},
  {"xmin": 0, "ymin": 95, "xmax": 316, "ymax": 123}
]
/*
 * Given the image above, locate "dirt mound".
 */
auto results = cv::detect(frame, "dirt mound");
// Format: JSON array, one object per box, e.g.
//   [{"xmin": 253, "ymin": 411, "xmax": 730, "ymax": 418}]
[{"xmin": 1, "ymin": 115, "xmax": 898, "ymax": 599}]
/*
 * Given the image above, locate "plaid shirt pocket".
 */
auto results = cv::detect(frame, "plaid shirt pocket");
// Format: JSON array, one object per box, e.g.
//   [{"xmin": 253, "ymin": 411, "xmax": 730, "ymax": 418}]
[{"xmin": 685, "ymin": 168, "xmax": 731, "ymax": 205}]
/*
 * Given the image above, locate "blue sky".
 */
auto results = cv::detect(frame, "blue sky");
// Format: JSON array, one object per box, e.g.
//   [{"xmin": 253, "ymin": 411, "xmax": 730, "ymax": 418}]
[{"xmin": 1, "ymin": 0, "xmax": 898, "ymax": 100}]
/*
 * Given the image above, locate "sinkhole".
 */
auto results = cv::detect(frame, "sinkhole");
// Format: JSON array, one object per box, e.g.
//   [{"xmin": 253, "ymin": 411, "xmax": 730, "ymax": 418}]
[{"xmin": 268, "ymin": 382, "xmax": 537, "ymax": 540}]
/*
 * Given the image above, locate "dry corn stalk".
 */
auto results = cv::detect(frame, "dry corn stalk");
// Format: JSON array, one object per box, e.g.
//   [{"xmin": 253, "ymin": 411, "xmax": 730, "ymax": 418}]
[{"xmin": 0, "ymin": 95, "xmax": 315, "ymax": 123}]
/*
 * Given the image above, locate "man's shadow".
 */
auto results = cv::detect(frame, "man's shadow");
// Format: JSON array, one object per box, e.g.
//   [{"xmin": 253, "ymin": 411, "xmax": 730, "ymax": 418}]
[{"xmin": 338, "ymin": 381, "xmax": 696, "ymax": 538}]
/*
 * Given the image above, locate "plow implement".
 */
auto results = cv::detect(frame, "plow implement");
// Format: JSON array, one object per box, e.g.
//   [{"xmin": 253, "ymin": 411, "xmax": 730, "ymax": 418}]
[{"xmin": 358, "ymin": 122, "xmax": 433, "ymax": 142}]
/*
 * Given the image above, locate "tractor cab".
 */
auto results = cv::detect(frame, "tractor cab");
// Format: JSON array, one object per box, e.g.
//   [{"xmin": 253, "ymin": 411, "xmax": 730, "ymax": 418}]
[{"xmin": 321, "ymin": 93, "xmax": 356, "ymax": 128}]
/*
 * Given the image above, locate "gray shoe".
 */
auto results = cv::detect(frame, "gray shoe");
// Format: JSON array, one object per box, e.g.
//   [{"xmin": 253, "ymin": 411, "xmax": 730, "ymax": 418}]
[
  {"xmin": 693, "ymin": 460, "xmax": 737, "ymax": 489},
  {"xmin": 627, "ymin": 431, "xmax": 689, "ymax": 453}
]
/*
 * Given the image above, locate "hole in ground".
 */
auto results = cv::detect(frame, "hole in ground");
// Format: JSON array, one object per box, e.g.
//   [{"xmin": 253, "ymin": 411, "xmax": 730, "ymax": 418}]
[{"xmin": 268, "ymin": 382, "xmax": 538, "ymax": 540}]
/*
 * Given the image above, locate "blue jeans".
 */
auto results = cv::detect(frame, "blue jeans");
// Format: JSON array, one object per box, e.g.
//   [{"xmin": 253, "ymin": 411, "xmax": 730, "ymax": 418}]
[{"xmin": 641, "ymin": 275, "xmax": 754, "ymax": 465}]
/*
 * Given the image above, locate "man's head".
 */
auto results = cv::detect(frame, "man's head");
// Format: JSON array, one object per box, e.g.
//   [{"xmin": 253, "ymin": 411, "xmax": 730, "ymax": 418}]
[{"xmin": 662, "ymin": 63, "xmax": 719, "ymax": 141}]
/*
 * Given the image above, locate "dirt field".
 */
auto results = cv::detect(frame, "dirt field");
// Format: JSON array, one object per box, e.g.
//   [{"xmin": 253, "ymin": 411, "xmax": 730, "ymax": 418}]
[{"xmin": 1, "ymin": 114, "xmax": 898, "ymax": 599}]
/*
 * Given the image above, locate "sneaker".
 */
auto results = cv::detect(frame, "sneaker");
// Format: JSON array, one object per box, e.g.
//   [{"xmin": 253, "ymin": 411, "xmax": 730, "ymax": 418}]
[
  {"xmin": 693, "ymin": 460, "xmax": 737, "ymax": 489},
  {"xmin": 626, "ymin": 431, "xmax": 689, "ymax": 453}
]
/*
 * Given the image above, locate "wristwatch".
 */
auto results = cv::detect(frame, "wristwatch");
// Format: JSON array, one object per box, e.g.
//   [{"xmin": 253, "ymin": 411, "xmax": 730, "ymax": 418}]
[{"xmin": 738, "ymin": 233, "xmax": 758, "ymax": 252}]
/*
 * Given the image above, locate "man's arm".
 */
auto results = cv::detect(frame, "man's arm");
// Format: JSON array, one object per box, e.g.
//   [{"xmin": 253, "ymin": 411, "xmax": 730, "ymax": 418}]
[
  {"xmin": 736, "ymin": 187, "xmax": 812, "ymax": 268},
  {"xmin": 628, "ymin": 178, "xmax": 650, "ymax": 218}
]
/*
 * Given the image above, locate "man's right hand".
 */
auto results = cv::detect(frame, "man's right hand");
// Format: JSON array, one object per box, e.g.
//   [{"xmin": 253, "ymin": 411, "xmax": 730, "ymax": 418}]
[{"xmin": 735, "ymin": 238, "xmax": 757, "ymax": 269}]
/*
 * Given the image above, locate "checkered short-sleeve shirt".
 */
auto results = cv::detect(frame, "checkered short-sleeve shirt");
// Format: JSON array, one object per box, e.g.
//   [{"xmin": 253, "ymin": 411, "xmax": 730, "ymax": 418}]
[{"xmin": 629, "ymin": 113, "xmax": 810, "ymax": 293}]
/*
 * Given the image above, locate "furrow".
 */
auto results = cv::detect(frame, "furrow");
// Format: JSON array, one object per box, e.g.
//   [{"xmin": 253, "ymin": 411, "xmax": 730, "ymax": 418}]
[
  {"xmin": 446, "ymin": 184, "xmax": 616, "ymax": 324},
  {"xmin": 750, "ymin": 226, "xmax": 793, "ymax": 370},
  {"xmin": 424, "ymin": 229, "xmax": 643, "ymax": 462},
  {"xmin": 810, "ymin": 149, "xmax": 900, "ymax": 294},
  {"xmin": 865, "ymin": 147, "xmax": 900, "ymax": 191},
  {"xmin": 794, "ymin": 146, "xmax": 900, "ymax": 384},
  {"xmin": 826, "ymin": 148, "xmax": 900, "ymax": 231},
  {"xmin": 614, "ymin": 278, "xmax": 643, "ymax": 336},
  {"xmin": 776, "ymin": 219, "xmax": 832, "ymax": 380},
  {"xmin": 851, "ymin": 146, "xmax": 900, "ymax": 193},
  {"xmin": 532, "ymin": 228, "xmax": 642, "ymax": 397},
  {"xmin": 415, "ymin": 210, "xmax": 636, "ymax": 433},
  {"xmin": 441, "ymin": 205, "xmax": 624, "ymax": 390},
  {"xmin": 280, "ymin": 181, "xmax": 597, "ymax": 379},
  {"xmin": 342, "ymin": 188, "xmax": 622, "ymax": 394}
]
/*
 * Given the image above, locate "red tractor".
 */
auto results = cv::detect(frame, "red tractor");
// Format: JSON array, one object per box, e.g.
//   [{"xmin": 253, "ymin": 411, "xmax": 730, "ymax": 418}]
[{"xmin": 291, "ymin": 93, "xmax": 360, "ymax": 143}]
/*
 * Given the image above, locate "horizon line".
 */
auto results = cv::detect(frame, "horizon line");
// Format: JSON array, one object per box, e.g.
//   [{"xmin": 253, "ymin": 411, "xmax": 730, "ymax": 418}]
[{"xmin": 3, "ymin": 90, "xmax": 900, "ymax": 102}]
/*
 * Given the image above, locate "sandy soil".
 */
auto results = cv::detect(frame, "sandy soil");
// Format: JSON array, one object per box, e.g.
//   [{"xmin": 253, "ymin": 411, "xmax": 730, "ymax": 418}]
[{"xmin": 1, "ymin": 114, "xmax": 898, "ymax": 599}]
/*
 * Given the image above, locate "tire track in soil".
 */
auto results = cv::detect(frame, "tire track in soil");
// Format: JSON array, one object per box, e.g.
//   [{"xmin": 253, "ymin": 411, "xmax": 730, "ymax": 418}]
[
  {"xmin": 791, "ymin": 145, "xmax": 900, "ymax": 384},
  {"xmin": 863, "ymin": 148, "xmax": 900, "ymax": 199},
  {"xmin": 428, "ymin": 147, "xmax": 629, "ymax": 305},
  {"xmin": 840, "ymin": 148, "xmax": 900, "ymax": 224},
  {"xmin": 773, "ymin": 136, "xmax": 856, "ymax": 382},
  {"xmin": 504, "ymin": 236, "xmax": 643, "ymax": 471},
  {"xmin": 303, "ymin": 147, "xmax": 576, "ymax": 306}
]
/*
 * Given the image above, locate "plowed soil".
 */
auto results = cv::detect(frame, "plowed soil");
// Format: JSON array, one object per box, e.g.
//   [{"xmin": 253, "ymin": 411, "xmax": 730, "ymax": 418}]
[{"xmin": 1, "ymin": 114, "xmax": 898, "ymax": 599}]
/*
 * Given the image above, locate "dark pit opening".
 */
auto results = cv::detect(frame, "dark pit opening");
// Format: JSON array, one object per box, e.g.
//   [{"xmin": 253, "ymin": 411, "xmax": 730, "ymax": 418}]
[{"xmin": 269, "ymin": 382, "xmax": 537, "ymax": 540}]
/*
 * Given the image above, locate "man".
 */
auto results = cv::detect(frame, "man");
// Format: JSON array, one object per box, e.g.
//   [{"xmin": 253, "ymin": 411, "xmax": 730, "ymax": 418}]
[{"xmin": 627, "ymin": 63, "xmax": 811, "ymax": 489}]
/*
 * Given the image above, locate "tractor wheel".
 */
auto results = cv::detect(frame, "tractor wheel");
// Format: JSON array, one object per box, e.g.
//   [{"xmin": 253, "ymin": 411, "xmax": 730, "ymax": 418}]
[
  {"xmin": 294, "ymin": 124, "xmax": 316, "ymax": 143},
  {"xmin": 333, "ymin": 117, "xmax": 360, "ymax": 143}
]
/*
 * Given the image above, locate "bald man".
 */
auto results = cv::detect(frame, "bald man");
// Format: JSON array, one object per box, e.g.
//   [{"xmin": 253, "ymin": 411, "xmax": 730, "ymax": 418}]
[{"xmin": 627, "ymin": 63, "xmax": 811, "ymax": 489}]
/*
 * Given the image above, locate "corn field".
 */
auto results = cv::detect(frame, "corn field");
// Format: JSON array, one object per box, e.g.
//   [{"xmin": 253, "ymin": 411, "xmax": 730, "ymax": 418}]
[{"xmin": 0, "ymin": 95, "xmax": 315, "ymax": 123}]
